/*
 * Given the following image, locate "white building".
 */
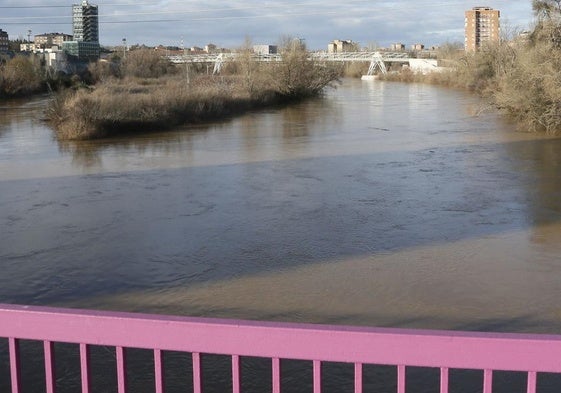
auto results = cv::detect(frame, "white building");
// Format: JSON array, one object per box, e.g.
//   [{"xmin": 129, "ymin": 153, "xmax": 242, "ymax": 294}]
[{"xmin": 253, "ymin": 45, "xmax": 278, "ymax": 55}]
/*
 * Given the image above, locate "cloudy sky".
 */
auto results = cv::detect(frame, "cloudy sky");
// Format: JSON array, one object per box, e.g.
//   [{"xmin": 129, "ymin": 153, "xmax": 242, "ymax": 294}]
[{"xmin": 1, "ymin": 0, "xmax": 534, "ymax": 50}]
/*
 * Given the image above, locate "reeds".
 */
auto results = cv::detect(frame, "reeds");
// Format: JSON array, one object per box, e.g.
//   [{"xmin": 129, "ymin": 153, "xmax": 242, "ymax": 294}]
[{"xmin": 48, "ymin": 76, "xmax": 256, "ymax": 139}]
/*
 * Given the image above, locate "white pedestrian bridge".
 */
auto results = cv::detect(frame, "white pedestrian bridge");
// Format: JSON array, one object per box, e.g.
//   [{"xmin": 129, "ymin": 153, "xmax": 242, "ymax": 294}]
[{"xmin": 166, "ymin": 51, "xmax": 440, "ymax": 75}]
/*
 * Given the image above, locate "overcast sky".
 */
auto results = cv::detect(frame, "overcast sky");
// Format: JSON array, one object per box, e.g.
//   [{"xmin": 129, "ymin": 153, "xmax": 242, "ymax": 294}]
[{"xmin": 0, "ymin": 0, "xmax": 534, "ymax": 50}]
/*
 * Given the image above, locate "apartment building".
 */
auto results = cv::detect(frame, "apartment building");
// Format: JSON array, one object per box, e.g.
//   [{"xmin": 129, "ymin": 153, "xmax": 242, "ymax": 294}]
[
  {"xmin": 34, "ymin": 33, "xmax": 73, "ymax": 48},
  {"xmin": 328, "ymin": 40, "xmax": 358, "ymax": 53},
  {"xmin": 465, "ymin": 6, "xmax": 500, "ymax": 51}
]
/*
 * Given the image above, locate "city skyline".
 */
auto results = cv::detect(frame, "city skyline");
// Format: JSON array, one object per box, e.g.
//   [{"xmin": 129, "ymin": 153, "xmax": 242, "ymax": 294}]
[{"xmin": 1, "ymin": 0, "xmax": 533, "ymax": 50}]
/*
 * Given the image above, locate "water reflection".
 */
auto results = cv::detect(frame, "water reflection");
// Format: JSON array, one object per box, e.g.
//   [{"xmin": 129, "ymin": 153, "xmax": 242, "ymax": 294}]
[
  {"xmin": 503, "ymin": 138, "xmax": 561, "ymax": 226},
  {"xmin": 54, "ymin": 96, "xmax": 335, "ymax": 173},
  {"xmin": 58, "ymin": 140, "xmax": 103, "ymax": 168}
]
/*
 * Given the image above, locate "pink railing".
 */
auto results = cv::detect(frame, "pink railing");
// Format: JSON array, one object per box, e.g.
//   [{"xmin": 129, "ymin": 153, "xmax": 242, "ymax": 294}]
[{"xmin": 1, "ymin": 303, "xmax": 561, "ymax": 393}]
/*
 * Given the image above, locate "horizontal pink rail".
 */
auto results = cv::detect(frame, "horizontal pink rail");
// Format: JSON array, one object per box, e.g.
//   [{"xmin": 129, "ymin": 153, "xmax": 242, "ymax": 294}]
[{"xmin": 1, "ymin": 303, "xmax": 561, "ymax": 393}]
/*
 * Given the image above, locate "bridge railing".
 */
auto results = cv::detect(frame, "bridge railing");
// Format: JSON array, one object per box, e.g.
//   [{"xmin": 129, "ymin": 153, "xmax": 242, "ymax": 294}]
[
  {"xmin": 167, "ymin": 53, "xmax": 282, "ymax": 64},
  {"xmin": 167, "ymin": 51, "xmax": 412, "ymax": 64},
  {"xmin": 1, "ymin": 303, "xmax": 561, "ymax": 393}
]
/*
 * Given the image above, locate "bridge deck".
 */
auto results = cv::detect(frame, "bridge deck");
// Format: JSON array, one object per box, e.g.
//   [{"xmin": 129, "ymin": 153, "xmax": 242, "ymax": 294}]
[{"xmin": 167, "ymin": 51, "xmax": 414, "ymax": 64}]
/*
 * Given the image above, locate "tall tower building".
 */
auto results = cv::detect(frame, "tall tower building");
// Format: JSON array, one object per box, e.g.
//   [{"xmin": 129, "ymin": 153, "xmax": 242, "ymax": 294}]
[
  {"xmin": 465, "ymin": 6, "xmax": 500, "ymax": 51},
  {"xmin": 72, "ymin": 0, "xmax": 99, "ymax": 42},
  {"xmin": 64, "ymin": 0, "xmax": 100, "ymax": 60}
]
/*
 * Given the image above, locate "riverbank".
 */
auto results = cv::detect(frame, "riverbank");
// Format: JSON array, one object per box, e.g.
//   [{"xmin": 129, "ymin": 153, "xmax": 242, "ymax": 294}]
[
  {"xmin": 378, "ymin": 10, "xmax": 561, "ymax": 135},
  {"xmin": 48, "ymin": 76, "xmax": 264, "ymax": 140}
]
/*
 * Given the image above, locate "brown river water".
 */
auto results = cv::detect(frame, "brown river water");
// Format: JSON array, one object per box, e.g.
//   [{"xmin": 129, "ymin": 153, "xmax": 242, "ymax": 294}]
[{"xmin": 1, "ymin": 79, "xmax": 561, "ymax": 392}]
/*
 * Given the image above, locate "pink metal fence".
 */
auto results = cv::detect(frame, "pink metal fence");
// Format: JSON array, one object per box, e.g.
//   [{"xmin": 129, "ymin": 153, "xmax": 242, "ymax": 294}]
[{"xmin": 1, "ymin": 303, "xmax": 561, "ymax": 393}]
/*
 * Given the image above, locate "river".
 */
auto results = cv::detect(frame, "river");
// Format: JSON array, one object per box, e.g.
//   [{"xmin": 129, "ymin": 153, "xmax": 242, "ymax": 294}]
[{"xmin": 1, "ymin": 79, "xmax": 561, "ymax": 392}]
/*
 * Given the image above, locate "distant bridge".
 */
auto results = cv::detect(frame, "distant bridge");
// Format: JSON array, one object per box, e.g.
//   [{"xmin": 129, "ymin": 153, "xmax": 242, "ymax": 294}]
[{"xmin": 166, "ymin": 51, "xmax": 424, "ymax": 75}]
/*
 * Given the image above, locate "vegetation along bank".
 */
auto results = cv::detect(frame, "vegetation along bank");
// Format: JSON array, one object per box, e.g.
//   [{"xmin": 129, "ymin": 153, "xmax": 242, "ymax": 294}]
[
  {"xmin": 6, "ymin": 0, "xmax": 561, "ymax": 137},
  {"xmin": 381, "ymin": 0, "xmax": 561, "ymax": 135},
  {"xmin": 45, "ymin": 42, "xmax": 340, "ymax": 140}
]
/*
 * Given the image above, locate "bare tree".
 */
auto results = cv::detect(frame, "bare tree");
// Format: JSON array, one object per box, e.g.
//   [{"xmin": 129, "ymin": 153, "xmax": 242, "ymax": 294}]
[
  {"xmin": 121, "ymin": 49, "xmax": 174, "ymax": 79},
  {"xmin": 532, "ymin": 0, "xmax": 561, "ymax": 46},
  {"xmin": 533, "ymin": 0, "xmax": 561, "ymax": 19}
]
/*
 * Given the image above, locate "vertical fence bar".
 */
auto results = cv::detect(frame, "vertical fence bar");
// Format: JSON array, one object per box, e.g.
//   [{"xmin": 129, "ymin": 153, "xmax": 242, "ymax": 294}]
[
  {"xmin": 44, "ymin": 341, "xmax": 56, "ymax": 393},
  {"xmin": 80, "ymin": 343, "xmax": 90, "ymax": 393},
  {"xmin": 232, "ymin": 355, "xmax": 240, "ymax": 393},
  {"xmin": 440, "ymin": 367, "xmax": 449, "ymax": 393},
  {"xmin": 483, "ymin": 369, "xmax": 493, "ymax": 393},
  {"xmin": 313, "ymin": 360, "xmax": 321, "ymax": 393},
  {"xmin": 272, "ymin": 358, "xmax": 281, "ymax": 393},
  {"xmin": 8, "ymin": 338, "xmax": 21, "ymax": 393},
  {"xmin": 354, "ymin": 363, "xmax": 363, "ymax": 393},
  {"xmin": 527, "ymin": 371, "xmax": 537, "ymax": 393},
  {"xmin": 116, "ymin": 346, "xmax": 127, "ymax": 393},
  {"xmin": 192, "ymin": 352, "xmax": 202, "ymax": 393},
  {"xmin": 397, "ymin": 365, "xmax": 406, "ymax": 393},
  {"xmin": 154, "ymin": 349, "xmax": 165, "ymax": 393}
]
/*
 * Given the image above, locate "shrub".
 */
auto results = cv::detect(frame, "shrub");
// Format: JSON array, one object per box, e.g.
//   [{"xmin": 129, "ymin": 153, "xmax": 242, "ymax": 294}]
[
  {"xmin": 493, "ymin": 39, "xmax": 561, "ymax": 133},
  {"xmin": 0, "ymin": 55, "xmax": 43, "ymax": 97},
  {"xmin": 344, "ymin": 62, "xmax": 369, "ymax": 78},
  {"xmin": 121, "ymin": 49, "xmax": 175, "ymax": 78},
  {"xmin": 267, "ymin": 39, "xmax": 340, "ymax": 99},
  {"xmin": 88, "ymin": 60, "xmax": 120, "ymax": 83}
]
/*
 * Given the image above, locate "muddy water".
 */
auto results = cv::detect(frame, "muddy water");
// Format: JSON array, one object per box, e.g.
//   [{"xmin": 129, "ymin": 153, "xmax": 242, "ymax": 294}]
[
  {"xmin": 2, "ymin": 80, "xmax": 561, "ymax": 330},
  {"xmin": 2, "ymin": 80, "xmax": 561, "ymax": 391}
]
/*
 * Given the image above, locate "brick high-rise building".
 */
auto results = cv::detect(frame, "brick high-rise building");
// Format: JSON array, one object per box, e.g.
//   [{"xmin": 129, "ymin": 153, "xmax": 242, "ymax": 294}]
[{"xmin": 465, "ymin": 7, "xmax": 500, "ymax": 51}]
